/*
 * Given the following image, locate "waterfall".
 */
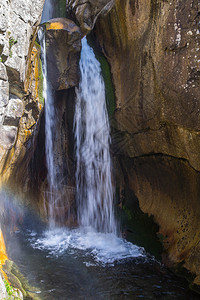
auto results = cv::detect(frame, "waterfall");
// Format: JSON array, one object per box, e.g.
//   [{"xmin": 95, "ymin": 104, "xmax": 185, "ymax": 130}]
[
  {"xmin": 41, "ymin": 0, "xmax": 54, "ymax": 23},
  {"xmin": 74, "ymin": 38, "xmax": 117, "ymax": 234},
  {"xmin": 38, "ymin": 29, "xmax": 58, "ymax": 228}
]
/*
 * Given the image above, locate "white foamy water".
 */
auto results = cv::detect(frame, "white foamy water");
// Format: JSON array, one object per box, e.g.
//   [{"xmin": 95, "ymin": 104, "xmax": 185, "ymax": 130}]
[
  {"xmin": 28, "ymin": 228, "xmax": 145, "ymax": 266},
  {"xmin": 74, "ymin": 37, "xmax": 116, "ymax": 234}
]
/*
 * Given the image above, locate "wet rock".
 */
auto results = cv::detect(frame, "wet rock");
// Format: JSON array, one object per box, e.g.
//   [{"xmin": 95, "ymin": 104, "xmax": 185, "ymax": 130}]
[
  {"xmin": 94, "ymin": 0, "xmax": 200, "ymax": 286},
  {"xmin": 66, "ymin": 0, "xmax": 115, "ymax": 34},
  {"xmin": 44, "ymin": 18, "xmax": 81, "ymax": 90}
]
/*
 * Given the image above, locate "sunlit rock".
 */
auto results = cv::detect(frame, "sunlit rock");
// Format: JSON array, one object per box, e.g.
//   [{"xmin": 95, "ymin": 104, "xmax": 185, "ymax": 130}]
[
  {"xmin": 3, "ymin": 96, "xmax": 23, "ymax": 127},
  {"xmin": 0, "ymin": 0, "xmax": 45, "ymax": 186},
  {"xmin": 0, "ymin": 229, "xmax": 7, "ymax": 267},
  {"xmin": 0, "ymin": 63, "xmax": 8, "ymax": 81}
]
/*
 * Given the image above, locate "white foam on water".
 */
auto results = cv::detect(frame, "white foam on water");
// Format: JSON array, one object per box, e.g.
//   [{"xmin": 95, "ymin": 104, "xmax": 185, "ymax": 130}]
[{"xmin": 28, "ymin": 228, "xmax": 145, "ymax": 265}]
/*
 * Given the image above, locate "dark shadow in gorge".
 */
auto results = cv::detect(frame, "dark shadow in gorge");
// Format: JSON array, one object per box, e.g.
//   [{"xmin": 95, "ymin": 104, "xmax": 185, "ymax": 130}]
[
  {"xmin": 4, "ymin": 87, "xmax": 77, "ymax": 227},
  {"xmin": 29, "ymin": 87, "xmax": 77, "ymax": 226}
]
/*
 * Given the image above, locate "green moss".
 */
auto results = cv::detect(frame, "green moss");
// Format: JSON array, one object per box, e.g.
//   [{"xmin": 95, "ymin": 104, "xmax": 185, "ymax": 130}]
[
  {"xmin": 87, "ymin": 33, "xmax": 116, "ymax": 117},
  {"xmin": 38, "ymin": 58, "xmax": 44, "ymax": 105},
  {"xmin": 9, "ymin": 37, "xmax": 17, "ymax": 58},
  {"xmin": 0, "ymin": 54, "xmax": 7, "ymax": 63},
  {"xmin": 118, "ymin": 187, "xmax": 163, "ymax": 259},
  {"xmin": 33, "ymin": 41, "xmax": 44, "ymax": 105},
  {"xmin": 3, "ymin": 260, "xmax": 41, "ymax": 299},
  {"xmin": 4, "ymin": 279, "xmax": 22, "ymax": 300},
  {"xmin": 34, "ymin": 41, "xmax": 41, "ymax": 49}
]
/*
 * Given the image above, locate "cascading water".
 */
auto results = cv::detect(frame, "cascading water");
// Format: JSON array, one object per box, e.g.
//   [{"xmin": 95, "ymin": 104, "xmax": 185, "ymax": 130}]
[
  {"xmin": 38, "ymin": 29, "xmax": 58, "ymax": 228},
  {"xmin": 41, "ymin": 0, "xmax": 54, "ymax": 23},
  {"xmin": 31, "ymin": 33, "xmax": 144, "ymax": 265},
  {"xmin": 74, "ymin": 37, "xmax": 117, "ymax": 234}
]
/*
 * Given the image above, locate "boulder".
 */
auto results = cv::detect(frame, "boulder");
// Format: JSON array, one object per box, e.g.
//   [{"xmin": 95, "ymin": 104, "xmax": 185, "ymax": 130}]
[{"xmin": 43, "ymin": 18, "xmax": 81, "ymax": 90}]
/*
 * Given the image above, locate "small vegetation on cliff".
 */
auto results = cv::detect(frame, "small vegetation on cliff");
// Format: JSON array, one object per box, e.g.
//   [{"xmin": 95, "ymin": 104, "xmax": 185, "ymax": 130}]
[
  {"xmin": 9, "ymin": 36, "xmax": 17, "ymax": 58},
  {"xmin": 4, "ymin": 279, "xmax": 21, "ymax": 300}
]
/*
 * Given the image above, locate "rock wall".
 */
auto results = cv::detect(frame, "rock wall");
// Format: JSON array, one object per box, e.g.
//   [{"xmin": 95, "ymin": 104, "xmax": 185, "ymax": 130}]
[
  {"xmin": 0, "ymin": 0, "xmax": 45, "ymax": 184},
  {"xmin": 93, "ymin": 0, "xmax": 200, "ymax": 288}
]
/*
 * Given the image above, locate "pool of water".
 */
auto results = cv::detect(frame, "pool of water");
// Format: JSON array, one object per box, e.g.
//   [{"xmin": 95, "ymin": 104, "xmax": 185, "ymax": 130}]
[{"xmin": 5, "ymin": 223, "xmax": 199, "ymax": 300}]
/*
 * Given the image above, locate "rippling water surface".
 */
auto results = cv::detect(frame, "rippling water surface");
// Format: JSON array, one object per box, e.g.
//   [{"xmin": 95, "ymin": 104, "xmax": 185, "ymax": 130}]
[{"xmin": 5, "ymin": 224, "xmax": 199, "ymax": 300}]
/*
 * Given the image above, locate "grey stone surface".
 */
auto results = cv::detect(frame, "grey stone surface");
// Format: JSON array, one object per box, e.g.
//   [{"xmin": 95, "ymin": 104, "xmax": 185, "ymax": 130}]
[
  {"xmin": 0, "ymin": 0, "xmax": 45, "ymax": 167},
  {"xmin": 0, "ymin": 80, "xmax": 9, "ymax": 108},
  {"xmin": 0, "ymin": 125, "xmax": 18, "ymax": 149},
  {"xmin": 0, "ymin": 63, "xmax": 8, "ymax": 81},
  {"xmin": 0, "ymin": 273, "xmax": 8, "ymax": 299},
  {"xmin": 4, "ymin": 95, "xmax": 23, "ymax": 126}
]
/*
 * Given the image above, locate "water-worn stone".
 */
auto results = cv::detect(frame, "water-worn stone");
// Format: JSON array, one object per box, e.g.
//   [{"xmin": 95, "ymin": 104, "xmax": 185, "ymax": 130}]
[
  {"xmin": 43, "ymin": 18, "xmax": 81, "ymax": 90},
  {"xmin": 66, "ymin": 0, "xmax": 115, "ymax": 34},
  {"xmin": 93, "ymin": 0, "xmax": 200, "ymax": 288}
]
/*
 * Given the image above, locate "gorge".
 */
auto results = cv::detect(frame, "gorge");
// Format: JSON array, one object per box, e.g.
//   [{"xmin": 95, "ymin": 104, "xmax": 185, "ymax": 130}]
[{"xmin": 0, "ymin": 0, "xmax": 200, "ymax": 299}]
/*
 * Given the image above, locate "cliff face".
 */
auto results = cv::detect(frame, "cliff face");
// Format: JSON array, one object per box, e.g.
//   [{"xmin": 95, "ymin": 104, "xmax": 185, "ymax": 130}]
[
  {"xmin": 0, "ymin": 0, "xmax": 45, "ymax": 184},
  {"xmin": 94, "ymin": 0, "xmax": 200, "ymax": 286},
  {"xmin": 1, "ymin": 0, "xmax": 200, "ymax": 291}
]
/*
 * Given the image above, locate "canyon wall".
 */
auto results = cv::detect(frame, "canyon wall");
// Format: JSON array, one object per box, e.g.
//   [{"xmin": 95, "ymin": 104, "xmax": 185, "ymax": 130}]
[
  {"xmin": 0, "ymin": 0, "xmax": 45, "ymax": 184},
  {"xmin": 93, "ymin": 0, "xmax": 200, "ymax": 288},
  {"xmin": 0, "ymin": 0, "xmax": 200, "ymax": 291}
]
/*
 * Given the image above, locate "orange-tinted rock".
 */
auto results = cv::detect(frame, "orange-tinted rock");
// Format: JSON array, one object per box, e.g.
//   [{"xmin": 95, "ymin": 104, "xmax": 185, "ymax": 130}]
[
  {"xmin": 0, "ymin": 36, "xmax": 43, "ymax": 186},
  {"xmin": 25, "ymin": 41, "xmax": 43, "ymax": 105},
  {"xmin": 0, "ymin": 229, "xmax": 7, "ymax": 268},
  {"xmin": 43, "ymin": 18, "xmax": 81, "ymax": 90}
]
